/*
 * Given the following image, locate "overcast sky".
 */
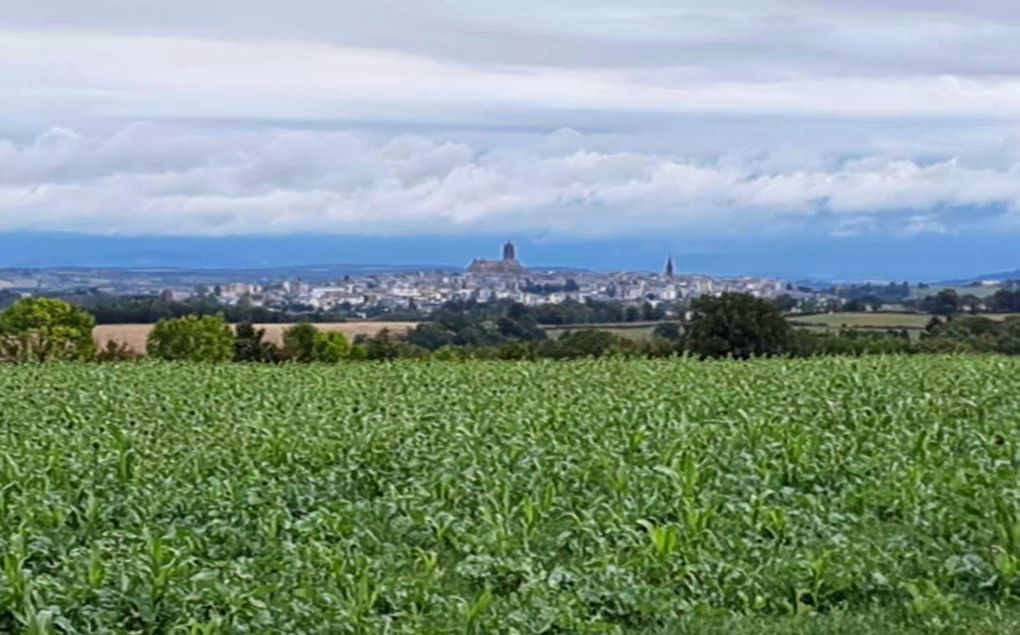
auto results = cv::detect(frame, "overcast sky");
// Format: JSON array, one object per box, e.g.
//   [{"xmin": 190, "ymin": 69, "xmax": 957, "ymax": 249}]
[{"xmin": 2, "ymin": 1, "xmax": 1020, "ymax": 274}]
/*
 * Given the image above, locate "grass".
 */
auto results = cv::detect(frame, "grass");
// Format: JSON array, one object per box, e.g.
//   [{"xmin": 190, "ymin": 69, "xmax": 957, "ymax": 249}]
[{"xmin": 2, "ymin": 357, "xmax": 1020, "ymax": 632}]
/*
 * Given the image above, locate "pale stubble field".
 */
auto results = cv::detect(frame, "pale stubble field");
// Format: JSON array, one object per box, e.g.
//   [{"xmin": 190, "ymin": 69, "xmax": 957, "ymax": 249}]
[{"xmin": 93, "ymin": 321, "xmax": 418, "ymax": 354}]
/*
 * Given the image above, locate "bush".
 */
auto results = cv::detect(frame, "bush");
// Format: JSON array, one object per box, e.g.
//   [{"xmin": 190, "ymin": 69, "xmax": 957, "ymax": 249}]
[
  {"xmin": 147, "ymin": 315, "xmax": 235, "ymax": 362},
  {"xmin": 0, "ymin": 297, "xmax": 96, "ymax": 362}
]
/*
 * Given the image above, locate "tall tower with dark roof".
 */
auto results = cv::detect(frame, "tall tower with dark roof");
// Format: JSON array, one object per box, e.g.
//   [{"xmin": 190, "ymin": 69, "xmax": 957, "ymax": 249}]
[
  {"xmin": 664, "ymin": 255, "xmax": 675, "ymax": 277},
  {"xmin": 503, "ymin": 240, "xmax": 517, "ymax": 261}
]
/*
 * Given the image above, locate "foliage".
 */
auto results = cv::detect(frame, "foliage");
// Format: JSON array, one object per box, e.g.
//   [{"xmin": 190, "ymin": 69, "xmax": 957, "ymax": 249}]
[
  {"xmin": 0, "ymin": 297, "xmax": 96, "ymax": 362},
  {"xmin": 421, "ymin": 298, "xmax": 675, "ymax": 329},
  {"xmin": 683, "ymin": 293, "xmax": 793, "ymax": 358},
  {"xmin": 312, "ymin": 331, "xmax": 351, "ymax": 363},
  {"xmin": 919, "ymin": 289, "xmax": 961, "ymax": 316},
  {"xmin": 281, "ymin": 323, "xmax": 351, "ymax": 362},
  {"xmin": 233, "ymin": 322, "xmax": 282, "ymax": 363},
  {"xmin": 82, "ymin": 296, "xmax": 330, "ymax": 324},
  {"xmin": 651, "ymin": 321, "xmax": 682, "ymax": 341},
  {"xmin": 281, "ymin": 323, "xmax": 320, "ymax": 362},
  {"xmin": 536, "ymin": 329, "xmax": 623, "ymax": 359},
  {"xmin": 95, "ymin": 339, "xmax": 143, "ymax": 362},
  {"xmin": 146, "ymin": 315, "xmax": 235, "ymax": 362},
  {"xmin": 989, "ymin": 289, "xmax": 1020, "ymax": 313},
  {"xmin": 922, "ymin": 316, "xmax": 1020, "ymax": 354},
  {"xmin": 0, "ymin": 290, "xmax": 22, "ymax": 311},
  {"xmin": 2, "ymin": 358, "xmax": 1020, "ymax": 632},
  {"xmin": 406, "ymin": 303, "xmax": 546, "ymax": 351},
  {"xmin": 791, "ymin": 329, "xmax": 913, "ymax": 357},
  {"xmin": 830, "ymin": 281, "xmax": 911, "ymax": 302},
  {"xmin": 357, "ymin": 328, "xmax": 426, "ymax": 360}
]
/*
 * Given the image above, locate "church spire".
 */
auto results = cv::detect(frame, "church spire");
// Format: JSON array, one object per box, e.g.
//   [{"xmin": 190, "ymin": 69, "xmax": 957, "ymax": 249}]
[{"xmin": 664, "ymin": 255, "xmax": 675, "ymax": 277}]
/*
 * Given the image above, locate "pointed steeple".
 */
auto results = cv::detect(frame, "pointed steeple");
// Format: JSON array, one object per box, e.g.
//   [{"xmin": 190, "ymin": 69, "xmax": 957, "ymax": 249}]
[{"xmin": 664, "ymin": 255, "xmax": 675, "ymax": 277}]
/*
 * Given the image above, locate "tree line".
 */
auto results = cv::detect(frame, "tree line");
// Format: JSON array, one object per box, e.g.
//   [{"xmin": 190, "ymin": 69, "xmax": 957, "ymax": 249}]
[{"xmin": 8, "ymin": 293, "xmax": 1020, "ymax": 364}]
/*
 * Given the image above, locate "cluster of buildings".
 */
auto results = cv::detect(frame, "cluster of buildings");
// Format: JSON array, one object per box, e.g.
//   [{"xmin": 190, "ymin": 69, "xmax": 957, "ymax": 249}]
[
  {"xmin": 175, "ymin": 241, "xmax": 792, "ymax": 316},
  {"xmin": 0, "ymin": 241, "xmax": 797, "ymax": 316}
]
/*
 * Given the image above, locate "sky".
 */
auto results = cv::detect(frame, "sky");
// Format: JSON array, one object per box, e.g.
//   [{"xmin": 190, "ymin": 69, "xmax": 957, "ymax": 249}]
[{"xmin": 2, "ymin": 1, "xmax": 1020, "ymax": 279}]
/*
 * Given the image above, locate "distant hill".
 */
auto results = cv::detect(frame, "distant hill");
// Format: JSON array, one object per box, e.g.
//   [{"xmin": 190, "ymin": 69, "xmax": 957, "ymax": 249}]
[{"xmin": 934, "ymin": 270, "xmax": 1020, "ymax": 286}]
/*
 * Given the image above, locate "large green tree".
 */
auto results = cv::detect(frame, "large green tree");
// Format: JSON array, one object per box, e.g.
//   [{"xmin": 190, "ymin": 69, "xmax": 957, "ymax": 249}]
[
  {"xmin": 0, "ymin": 297, "xmax": 96, "ymax": 362},
  {"xmin": 282, "ymin": 323, "xmax": 350, "ymax": 362},
  {"xmin": 683, "ymin": 293, "xmax": 793, "ymax": 359},
  {"xmin": 147, "ymin": 315, "xmax": 235, "ymax": 362}
]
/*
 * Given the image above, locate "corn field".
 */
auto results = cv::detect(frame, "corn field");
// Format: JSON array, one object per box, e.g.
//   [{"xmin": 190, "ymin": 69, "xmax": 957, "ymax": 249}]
[{"xmin": 1, "ymin": 357, "xmax": 1020, "ymax": 633}]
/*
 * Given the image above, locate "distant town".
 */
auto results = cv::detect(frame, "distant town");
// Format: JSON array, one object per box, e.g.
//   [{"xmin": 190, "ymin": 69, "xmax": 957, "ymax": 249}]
[
  {"xmin": 0, "ymin": 240, "xmax": 802, "ymax": 316},
  {"xmin": 1, "ymin": 240, "xmax": 1017, "ymax": 320}
]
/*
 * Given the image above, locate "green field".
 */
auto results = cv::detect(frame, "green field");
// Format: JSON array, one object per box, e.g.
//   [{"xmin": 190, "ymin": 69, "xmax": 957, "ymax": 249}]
[
  {"xmin": 3, "ymin": 358, "xmax": 1020, "ymax": 633},
  {"xmin": 789, "ymin": 311, "xmax": 1020, "ymax": 331},
  {"xmin": 787, "ymin": 312, "xmax": 933, "ymax": 330},
  {"xmin": 544, "ymin": 322, "xmax": 662, "ymax": 341}
]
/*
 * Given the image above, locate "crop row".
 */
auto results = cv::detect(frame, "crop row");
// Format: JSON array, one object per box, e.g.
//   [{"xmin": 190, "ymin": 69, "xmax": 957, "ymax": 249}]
[{"xmin": 1, "ymin": 357, "xmax": 1019, "ymax": 632}]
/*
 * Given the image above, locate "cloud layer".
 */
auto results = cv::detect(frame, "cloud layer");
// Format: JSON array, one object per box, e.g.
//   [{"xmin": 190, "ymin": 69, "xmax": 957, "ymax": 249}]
[
  {"xmin": 3, "ymin": 1, "xmax": 1020, "ymax": 242},
  {"xmin": 2, "ymin": 123, "xmax": 1020, "ymax": 238}
]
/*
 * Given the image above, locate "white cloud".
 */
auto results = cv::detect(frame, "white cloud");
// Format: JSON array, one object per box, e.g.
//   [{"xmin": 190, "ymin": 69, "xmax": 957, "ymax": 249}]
[
  {"xmin": 6, "ymin": 22, "xmax": 1020, "ymax": 124},
  {"xmin": 4, "ymin": 2, "xmax": 1020, "ymax": 242},
  {"xmin": 1, "ymin": 124, "xmax": 1019, "ymax": 237}
]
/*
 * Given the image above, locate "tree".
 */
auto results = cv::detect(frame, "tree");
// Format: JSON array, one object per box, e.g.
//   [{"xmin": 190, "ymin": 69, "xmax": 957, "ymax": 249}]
[
  {"xmin": 0, "ymin": 297, "xmax": 96, "ymax": 362},
  {"xmin": 843, "ymin": 298, "xmax": 867, "ymax": 312},
  {"xmin": 683, "ymin": 293, "xmax": 792, "ymax": 359},
  {"xmin": 282, "ymin": 323, "xmax": 350, "ymax": 362},
  {"xmin": 772, "ymin": 294, "xmax": 798, "ymax": 313},
  {"xmin": 539, "ymin": 329, "xmax": 621, "ymax": 359},
  {"xmin": 147, "ymin": 315, "xmax": 235, "ymax": 362},
  {"xmin": 920, "ymin": 289, "xmax": 960, "ymax": 316},
  {"xmin": 652, "ymin": 322, "xmax": 682, "ymax": 341},
  {"xmin": 234, "ymin": 322, "xmax": 281, "ymax": 362},
  {"xmin": 282, "ymin": 323, "xmax": 319, "ymax": 362},
  {"xmin": 312, "ymin": 331, "xmax": 350, "ymax": 363},
  {"xmin": 0, "ymin": 290, "xmax": 21, "ymax": 311}
]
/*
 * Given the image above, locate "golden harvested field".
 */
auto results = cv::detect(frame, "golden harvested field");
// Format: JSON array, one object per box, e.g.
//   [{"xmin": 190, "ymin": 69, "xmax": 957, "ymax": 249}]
[{"xmin": 93, "ymin": 322, "xmax": 418, "ymax": 354}]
